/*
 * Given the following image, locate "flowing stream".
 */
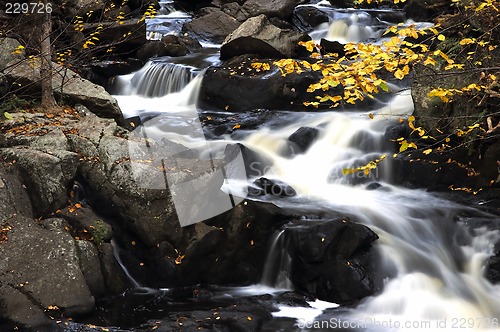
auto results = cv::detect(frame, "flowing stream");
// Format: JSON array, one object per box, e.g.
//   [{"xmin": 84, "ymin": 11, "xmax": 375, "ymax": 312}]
[{"xmin": 110, "ymin": 3, "xmax": 500, "ymax": 331}]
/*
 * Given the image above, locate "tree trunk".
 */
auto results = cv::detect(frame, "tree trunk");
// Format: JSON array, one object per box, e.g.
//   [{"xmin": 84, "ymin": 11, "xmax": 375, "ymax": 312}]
[{"xmin": 40, "ymin": 0, "xmax": 56, "ymax": 110}]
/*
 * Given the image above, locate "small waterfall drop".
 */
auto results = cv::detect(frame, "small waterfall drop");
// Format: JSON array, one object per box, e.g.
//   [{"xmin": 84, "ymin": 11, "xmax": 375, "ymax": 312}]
[
  {"xmin": 326, "ymin": 14, "xmax": 376, "ymax": 43},
  {"xmin": 130, "ymin": 61, "xmax": 196, "ymax": 97},
  {"xmin": 260, "ymin": 230, "xmax": 293, "ymax": 290},
  {"xmin": 111, "ymin": 239, "xmax": 141, "ymax": 289}
]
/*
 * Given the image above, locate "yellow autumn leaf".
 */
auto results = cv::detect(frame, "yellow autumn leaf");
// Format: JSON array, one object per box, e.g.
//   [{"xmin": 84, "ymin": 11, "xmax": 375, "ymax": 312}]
[
  {"xmin": 437, "ymin": 34, "xmax": 446, "ymax": 41},
  {"xmin": 394, "ymin": 68, "xmax": 405, "ymax": 80},
  {"xmin": 459, "ymin": 38, "xmax": 476, "ymax": 45},
  {"xmin": 423, "ymin": 148, "xmax": 433, "ymax": 155}
]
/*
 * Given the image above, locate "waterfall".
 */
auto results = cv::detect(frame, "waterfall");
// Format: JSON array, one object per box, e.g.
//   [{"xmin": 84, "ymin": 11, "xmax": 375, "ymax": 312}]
[
  {"xmin": 110, "ymin": 4, "xmax": 500, "ymax": 330},
  {"xmin": 111, "ymin": 239, "xmax": 141, "ymax": 288},
  {"xmin": 260, "ymin": 230, "xmax": 293, "ymax": 290},
  {"xmin": 130, "ymin": 61, "xmax": 196, "ymax": 97},
  {"xmin": 158, "ymin": 0, "xmax": 176, "ymax": 15}
]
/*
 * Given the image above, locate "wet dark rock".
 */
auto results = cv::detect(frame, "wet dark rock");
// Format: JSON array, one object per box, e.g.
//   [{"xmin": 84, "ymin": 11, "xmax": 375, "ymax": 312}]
[
  {"xmin": 288, "ymin": 126, "xmax": 320, "ymax": 154},
  {"xmin": 389, "ymin": 150, "xmax": 474, "ymax": 191},
  {"xmin": 293, "ymin": 5, "xmax": 330, "ymax": 31},
  {"xmin": 485, "ymin": 255, "xmax": 500, "ymax": 284},
  {"xmin": 220, "ymin": 14, "xmax": 310, "ymax": 60},
  {"xmin": 199, "ymin": 200, "xmax": 289, "ymax": 285},
  {"xmin": 320, "ymin": 39, "xmax": 346, "ymax": 56},
  {"xmin": 224, "ymin": 143, "xmax": 273, "ymax": 178},
  {"xmin": 375, "ymin": 10, "xmax": 406, "ymax": 23},
  {"xmin": 382, "ymin": 121, "xmax": 411, "ymax": 152},
  {"xmin": 199, "ymin": 56, "xmax": 321, "ymax": 112},
  {"xmin": 404, "ymin": 0, "xmax": 451, "ymax": 21},
  {"xmin": 366, "ymin": 182, "xmax": 382, "ymax": 190},
  {"xmin": 284, "ymin": 218, "xmax": 380, "ymax": 304},
  {"xmin": 75, "ymin": 240, "xmax": 106, "ymax": 298},
  {"xmin": 81, "ymin": 20, "xmax": 146, "ymax": 54},
  {"xmin": 136, "ymin": 40, "xmax": 171, "ymax": 60},
  {"xmin": 201, "ymin": 109, "xmax": 300, "ymax": 139},
  {"xmin": 183, "ymin": 10, "xmax": 241, "ymax": 44},
  {"xmin": 249, "ymin": 177, "xmax": 297, "ymax": 197},
  {"xmin": 136, "ymin": 35, "xmax": 201, "ymax": 61},
  {"xmin": 99, "ymin": 243, "xmax": 130, "ymax": 294},
  {"xmin": 237, "ymin": 0, "xmax": 303, "ymax": 21},
  {"xmin": 90, "ymin": 59, "xmax": 144, "ymax": 79}
]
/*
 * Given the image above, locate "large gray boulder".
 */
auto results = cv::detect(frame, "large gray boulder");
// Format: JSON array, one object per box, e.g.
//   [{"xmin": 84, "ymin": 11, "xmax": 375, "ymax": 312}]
[
  {"xmin": 0, "ymin": 146, "xmax": 78, "ymax": 216},
  {"xmin": 3, "ymin": 59, "xmax": 122, "ymax": 119},
  {"xmin": 0, "ymin": 216, "xmax": 94, "ymax": 326},
  {"xmin": 220, "ymin": 14, "xmax": 310, "ymax": 60},
  {"xmin": 0, "ymin": 38, "xmax": 24, "ymax": 71}
]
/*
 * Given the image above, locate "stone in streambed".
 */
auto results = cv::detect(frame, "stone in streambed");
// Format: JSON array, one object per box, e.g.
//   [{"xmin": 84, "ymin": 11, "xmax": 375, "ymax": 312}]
[
  {"xmin": 293, "ymin": 5, "xmax": 330, "ymax": 32},
  {"xmin": 249, "ymin": 177, "xmax": 297, "ymax": 197},
  {"xmin": 288, "ymin": 126, "xmax": 320, "ymax": 154},
  {"xmin": 284, "ymin": 218, "xmax": 380, "ymax": 304},
  {"xmin": 199, "ymin": 55, "xmax": 321, "ymax": 112},
  {"xmin": 221, "ymin": 14, "xmax": 310, "ymax": 60},
  {"xmin": 183, "ymin": 10, "xmax": 241, "ymax": 44}
]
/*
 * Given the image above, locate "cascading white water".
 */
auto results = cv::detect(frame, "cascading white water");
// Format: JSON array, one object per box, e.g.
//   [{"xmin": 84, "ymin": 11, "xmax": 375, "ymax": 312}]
[
  {"xmin": 146, "ymin": 1, "xmax": 191, "ymax": 40},
  {"xmin": 260, "ymin": 230, "xmax": 293, "ymax": 290},
  {"xmin": 231, "ymin": 92, "xmax": 500, "ymax": 329},
  {"xmin": 129, "ymin": 61, "xmax": 196, "ymax": 97},
  {"xmin": 112, "ymin": 4, "xmax": 500, "ymax": 330}
]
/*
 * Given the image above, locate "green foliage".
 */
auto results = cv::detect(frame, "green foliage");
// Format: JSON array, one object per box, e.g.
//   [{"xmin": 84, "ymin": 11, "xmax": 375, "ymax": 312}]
[
  {"xmin": 90, "ymin": 220, "xmax": 110, "ymax": 246},
  {"xmin": 0, "ymin": 96, "xmax": 30, "ymax": 114}
]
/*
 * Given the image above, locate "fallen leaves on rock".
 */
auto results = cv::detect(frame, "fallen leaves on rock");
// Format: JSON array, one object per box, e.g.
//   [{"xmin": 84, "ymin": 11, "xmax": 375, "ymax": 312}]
[{"xmin": 0, "ymin": 223, "xmax": 13, "ymax": 244}]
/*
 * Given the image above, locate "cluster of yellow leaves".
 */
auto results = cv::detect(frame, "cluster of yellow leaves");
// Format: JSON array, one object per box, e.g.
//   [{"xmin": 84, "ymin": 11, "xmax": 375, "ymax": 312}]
[
  {"xmin": 73, "ymin": 16, "xmax": 84, "ymax": 32},
  {"xmin": 474, "ymin": 0, "xmax": 499, "ymax": 12},
  {"xmin": 456, "ymin": 123, "xmax": 484, "ymax": 137},
  {"xmin": 342, "ymin": 155, "xmax": 387, "ymax": 175},
  {"xmin": 250, "ymin": 62, "xmax": 270, "ymax": 72},
  {"xmin": 428, "ymin": 83, "xmax": 484, "ymax": 103},
  {"xmin": 11, "ymin": 45, "xmax": 25, "ymax": 55},
  {"xmin": 298, "ymin": 34, "xmax": 424, "ymax": 106},
  {"xmin": 55, "ymin": 49, "xmax": 72, "ymax": 66},
  {"xmin": 138, "ymin": 4, "xmax": 157, "ymax": 23},
  {"xmin": 116, "ymin": 11, "xmax": 127, "ymax": 25},
  {"xmin": 82, "ymin": 25, "xmax": 102, "ymax": 49}
]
